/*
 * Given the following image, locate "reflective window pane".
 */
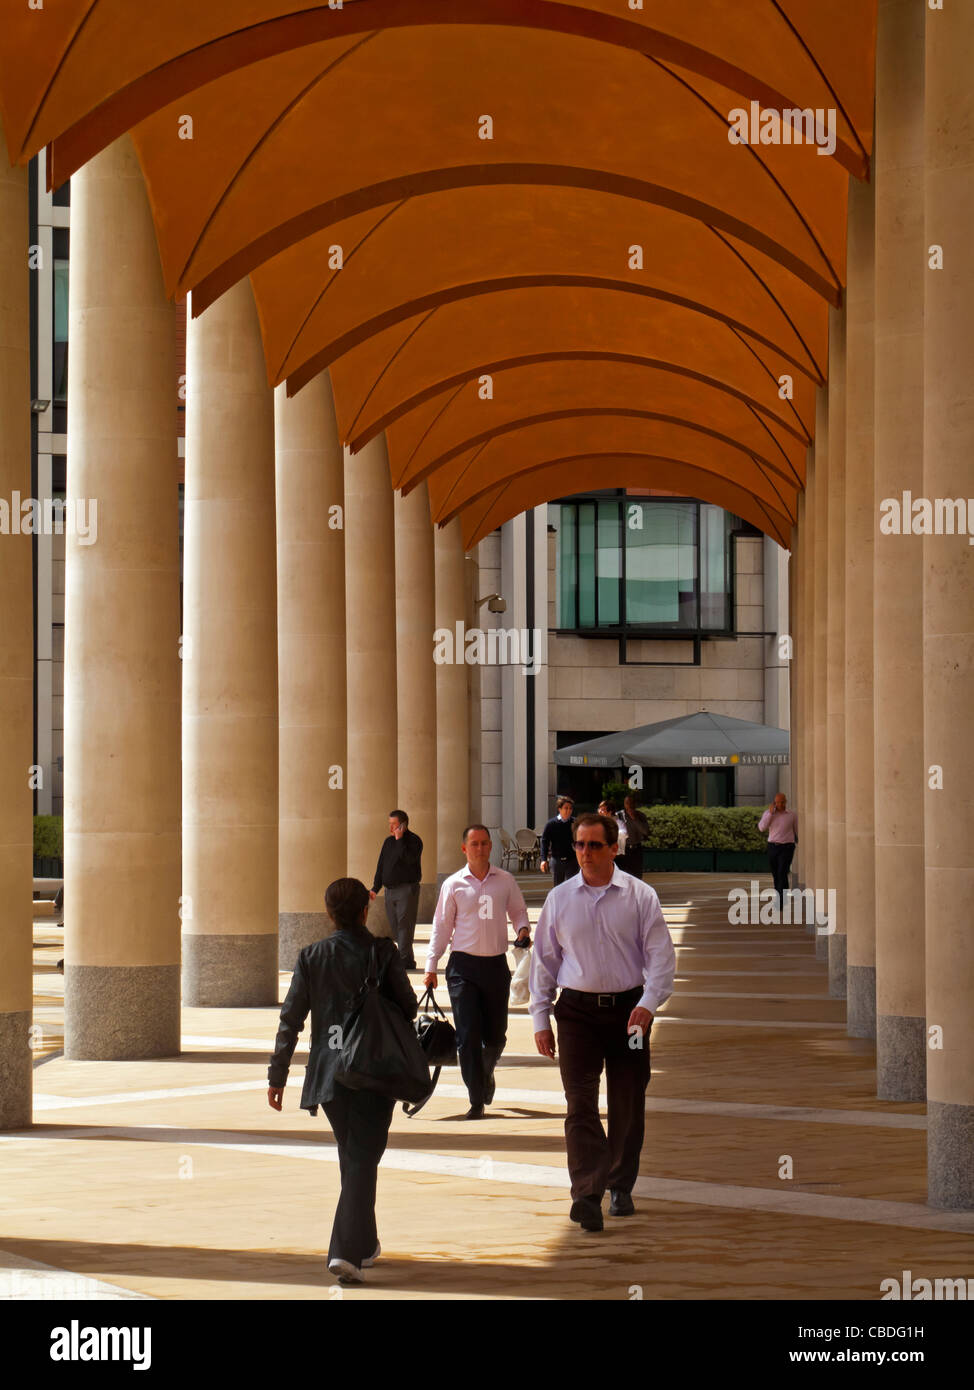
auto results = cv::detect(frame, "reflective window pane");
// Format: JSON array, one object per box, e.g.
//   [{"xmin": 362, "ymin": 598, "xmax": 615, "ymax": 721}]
[
  {"xmin": 597, "ymin": 501, "xmax": 621, "ymax": 627},
  {"xmin": 578, "ymin": 503, "xmax": 596, "ymax": 628},
  {"xmin": 625, "ymin": 501, "xmax": 697, "ymax": 628}
]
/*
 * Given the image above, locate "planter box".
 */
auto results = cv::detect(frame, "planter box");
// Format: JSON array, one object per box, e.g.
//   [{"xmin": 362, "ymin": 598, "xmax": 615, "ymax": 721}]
[
  {"xmin": 33, "ymin": 856, "xmax": 63, "ymax": 878},
  {"xmin": 714, "ymin": 851, "xmax": 769, "ymax": 872}
]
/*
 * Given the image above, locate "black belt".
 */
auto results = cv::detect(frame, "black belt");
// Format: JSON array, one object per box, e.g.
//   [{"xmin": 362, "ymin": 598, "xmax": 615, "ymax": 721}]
[{"xmin": 560, "ymin": 986, "xmax": 642, "ymax": 1009}]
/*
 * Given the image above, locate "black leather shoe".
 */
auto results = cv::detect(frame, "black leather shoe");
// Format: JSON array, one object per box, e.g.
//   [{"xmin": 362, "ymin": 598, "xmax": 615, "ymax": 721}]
[
  {"xmin": 609, "ymin": 1190, "xmax": 635, "ymax": 1217},
  {"xmin": 570, "ymin": 1196, "xmax": 604, "ymax": 1231},
  {"xmin": 484, "ymin": 1071, "xmax": 496, "ymax": 1106},
  {"xmin": 462, "ymin": 1105, "xmax": 485, "ymax": 1120}
]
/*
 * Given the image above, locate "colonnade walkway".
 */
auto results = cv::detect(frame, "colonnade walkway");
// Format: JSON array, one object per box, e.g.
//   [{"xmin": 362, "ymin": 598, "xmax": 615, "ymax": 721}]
[{"xmin": 5, "ymin": 876, "xmax": 973, "ymax": 1301}]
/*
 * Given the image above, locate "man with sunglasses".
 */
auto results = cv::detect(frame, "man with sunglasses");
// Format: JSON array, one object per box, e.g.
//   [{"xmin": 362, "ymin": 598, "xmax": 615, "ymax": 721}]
[{"xmin": 529, "ymin": 812, "xmax": 675, "ymax": 1232}]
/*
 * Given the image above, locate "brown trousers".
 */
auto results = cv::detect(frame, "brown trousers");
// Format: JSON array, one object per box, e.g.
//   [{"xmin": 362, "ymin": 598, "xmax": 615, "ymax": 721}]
[{"xmin": 553, "ymin": 987, "xmax": 650, "ymax": 1200}]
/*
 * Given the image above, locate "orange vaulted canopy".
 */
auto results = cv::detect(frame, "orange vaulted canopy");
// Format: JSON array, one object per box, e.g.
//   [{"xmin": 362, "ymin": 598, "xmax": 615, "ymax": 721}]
[{"xmin": 0, "ymin": 0, "xmax": 879, "ymax": 548}]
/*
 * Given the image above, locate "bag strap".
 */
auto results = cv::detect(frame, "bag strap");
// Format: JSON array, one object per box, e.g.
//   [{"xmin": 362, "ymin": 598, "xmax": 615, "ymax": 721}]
[
  {"xmin": 417, "ymin": 985, "xmax": 448, "ymax": 1018},
  {"xmin": 402, "ymin": 1066, "xmax": 441, "ymax": 1118},
  {"xmin": 344, "ymin": 940, "xmax": 386, "ymax": 1014}
]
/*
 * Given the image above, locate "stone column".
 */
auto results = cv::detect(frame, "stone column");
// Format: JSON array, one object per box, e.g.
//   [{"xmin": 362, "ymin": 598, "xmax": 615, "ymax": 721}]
[
  {"xmin": 465, "ymin": 551, "xmax": 483, "ymax": 827},
  {"xmin": 0, "ymin": 126, "xmax": 33, "ymax": 1120},
  {"xmin": 275, "ymin": 376, "xmax": 346, "ymax": 967},
  {"xmin": 791, "ymin": 508, "xmax": 804, "ymax": 888},
  {"xmin": 923, "ymin": 0, "xmax": 974, "ymax": 1208},
  {"xmin": 394, "ymin": 482, "xmax": 438, "ymax": 922},
  {"xmin": 63, "ymin": 136, "xmax": 180, "ymax": 1056},
  {"xmin": 812, "ymin": 391, "xmax": 830, "ymax": 958},
  {"xmin": 845, "ymin": 174, "xmax": 877, "ymax": 1038},
  {"xmin": 183, "ymin": 279, "xmax": 278, "ymax": 1006},
  {"xmin": 435, "ymin": 518, "xmax": 470, "ymax": 880},
  {"xmin": 873, "ymin": 0, "xmax": 926, "ymax": 1101},
  {"xmin": 826, "ymin": 306, "xmax": 847, "ymax": 995},
  {"xmin": 344, "ymin": 434, "xmax": 397, "ymax": 930},
  {"xmin": 801, "ymin": 454, "xmax": 816, "ymax": 905}
]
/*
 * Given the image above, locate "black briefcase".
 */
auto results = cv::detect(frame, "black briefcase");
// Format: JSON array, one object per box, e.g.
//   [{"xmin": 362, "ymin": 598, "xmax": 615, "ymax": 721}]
[{"xmin": 402, "ymin": 986, "xmax": 457, "ymax": 1117}]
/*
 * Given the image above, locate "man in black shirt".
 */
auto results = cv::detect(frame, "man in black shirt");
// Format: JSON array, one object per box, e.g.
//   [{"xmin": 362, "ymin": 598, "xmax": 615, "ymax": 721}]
[
  {"xmin": 370, "ymin": 809, "xmax": 423, "ymax": 969},
  {"xmin": 539, "ymin": 796, "xmax": 579, "ymax": 886}
]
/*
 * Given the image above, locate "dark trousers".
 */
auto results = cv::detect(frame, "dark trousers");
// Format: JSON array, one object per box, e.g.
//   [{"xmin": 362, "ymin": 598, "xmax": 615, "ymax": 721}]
[
  {"xmin": 618, "ymin": 846, "xmax": 644, "ymax": 879},
  {"xmin": 553, "ymin": 987, "xmax": 650, "ymax": 1201},
  {"xmin": 768, "ymin": 842, "xmax": 796, "ymax": 905},
  {"xmin": 445, "ymin": 950, "xmax": 512, "ymax": 1107},
  {"xmin": 321, "ymin": 1083, "xmax": 395, "ymax": 1268},
  {"xmin": 385, "ymin": 881, "xmax": 420, "ymax": 965},
  {"xmin": 552, "ymin": 857, "xmax": 580, "ymax": 886}
]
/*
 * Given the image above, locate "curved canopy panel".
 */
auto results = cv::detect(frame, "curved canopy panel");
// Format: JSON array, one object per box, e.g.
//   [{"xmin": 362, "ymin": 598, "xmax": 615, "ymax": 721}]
[
  {"xmin": 425, "ymin": 415, "xmax": 799, "ymax": 527},
  {"xmin": 249, "ymin": 187, "xmax": 828, "ymax": 388},
  {"xmin": 119, "ymin": 27, "xmax": 847, "ymax": 309},
  {"xmin": 459, "ymin": 457, "xmax": 794, "ymax": 549},
  {"xmin": 0, "ymin": 1, "xmax": 876, "ymax": 180},
  {"xmin": 383, "ymin": 361, "xmax": 808, "ymax": 496},
  {"xmin": 326, "ymin": 288, "xmax": 816, "ymax": 452},
  {"xmin": 0, "ymin": 0, "xmax": 879, "ymax": 552}
]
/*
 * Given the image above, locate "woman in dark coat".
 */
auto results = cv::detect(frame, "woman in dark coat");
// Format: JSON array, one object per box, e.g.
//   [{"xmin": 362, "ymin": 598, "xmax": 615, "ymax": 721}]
[{"xmin": 267, "ymin": 878, "xmax": 418, "ymax": 1285}]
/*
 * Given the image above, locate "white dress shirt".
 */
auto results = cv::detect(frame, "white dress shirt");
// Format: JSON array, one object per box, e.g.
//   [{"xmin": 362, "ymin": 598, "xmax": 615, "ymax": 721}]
[
  {"xmin": 426, "ymin": 864, "xmax": 531, "ymax": 969},
  {"xmin": 529, "ymin": 864, "xmax": 675, "ymax": 1029}
]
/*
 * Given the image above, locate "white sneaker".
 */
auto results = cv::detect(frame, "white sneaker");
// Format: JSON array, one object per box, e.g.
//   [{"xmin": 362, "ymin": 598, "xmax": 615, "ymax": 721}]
[
  {"xmin": 361, "ymin": 1243, "xmax": 381, "ymax": 1268},
  {"xmin": 328, "ymin": 1257, "xmax": 363, "ymax": 1284}
]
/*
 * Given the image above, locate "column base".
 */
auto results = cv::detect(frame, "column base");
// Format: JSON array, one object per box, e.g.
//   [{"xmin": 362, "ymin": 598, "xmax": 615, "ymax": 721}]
[
  {"xmin": 828, "ymin": 932, "xmax": 847, "ymax": 998},
  {"xmin": 65, "ymin": 965, "xmax": 180, "ymax": 1059},
  {"xmin": 927, "ymin": 1100, "xmax": 974, "ymax": 1209},
  {"xmin": 847, "ymin": 964, "xmax": 876, "ymax": 1038},
  {"xmin": 0, "ymin": 1011, "xmax": 31, "ymax": 1129},
  {"xmin": 182, "ymin": 934, "xmax": 278, "ymax": 1007},
  {"xmin": 417, "ymin": 881, "xmax": 439, "ymax": 924},
  {"xmin": 877, "ymin": 1013, "xmax": 926, "ymax": 1102},
  {"xmin": 365, "ymin": 895, "xmax": 395, "ymax": 939},
  {"xmin": 278, "ymin": 912, "xmax": 332, "ymax": 971}
]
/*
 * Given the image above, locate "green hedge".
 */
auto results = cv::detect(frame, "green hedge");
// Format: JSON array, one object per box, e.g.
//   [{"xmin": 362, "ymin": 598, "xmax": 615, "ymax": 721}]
[
  {"xmin": 34, "ymin": 815, "xmax": 63, "ymax": 858},
  {"xmin": 639, "ymin": 805, "xmax": 767, "ymax": 852}
]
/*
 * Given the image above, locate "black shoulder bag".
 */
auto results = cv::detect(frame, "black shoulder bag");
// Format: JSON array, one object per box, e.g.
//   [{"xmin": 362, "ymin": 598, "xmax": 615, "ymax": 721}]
[{"xmin": 335, "ymin": 944, "xmax": 433, "ymax": 1105}]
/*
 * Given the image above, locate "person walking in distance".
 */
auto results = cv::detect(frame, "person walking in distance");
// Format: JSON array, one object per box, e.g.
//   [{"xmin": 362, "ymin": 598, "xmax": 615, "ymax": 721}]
[
  {"xmin": 530, "ymin": 813, "xmax": 675, "ymax": 1232},
  {"xmin": 758, "ymin": 793, "xmax": 799, "ymax": 910},
  {"xmin": 267, "ymin": 878, "xmax": 418, "ymax": 1285},
  {"xmin": 425, "ymin": 825, "xmax": 531, "ymax": 1119},
  {"xmin": 370, "ymin": 809, "xmax": 423, "ymax": 969},
  {"xmin": 618, "ymin": 796, "xmax": 650, "ymax": 879},
  {"xmin": 540, "ymin": 796, "xmax": 578, "ymax": 885}
]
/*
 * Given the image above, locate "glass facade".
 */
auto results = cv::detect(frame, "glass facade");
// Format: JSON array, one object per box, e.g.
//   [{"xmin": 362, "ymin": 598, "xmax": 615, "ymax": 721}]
[{"xmin": 554, "ymin": 495, "xmax": 738, "ymax": 634}]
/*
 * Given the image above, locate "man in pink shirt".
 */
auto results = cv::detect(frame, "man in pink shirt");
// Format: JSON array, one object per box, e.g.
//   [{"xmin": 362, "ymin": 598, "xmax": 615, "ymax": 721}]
[
  {"xmin": 425, "ymin": 825, "xmax": 531, "ymax": 1119},
  {"xmin": 758, "ymin": 793, "xmax": 799, "ymax": 908}
]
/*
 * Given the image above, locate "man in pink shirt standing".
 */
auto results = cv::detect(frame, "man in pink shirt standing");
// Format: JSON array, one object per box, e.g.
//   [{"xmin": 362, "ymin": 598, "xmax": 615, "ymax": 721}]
[{"xmin": 758, "ymin": 793, "xmax": 799, "ymax": 909}]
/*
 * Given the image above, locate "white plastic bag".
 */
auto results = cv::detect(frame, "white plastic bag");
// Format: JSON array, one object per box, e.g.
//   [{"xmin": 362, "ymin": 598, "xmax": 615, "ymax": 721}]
[{"xmin": 509, "ymin": 944, "xmax": 531, "ymax": 1005}]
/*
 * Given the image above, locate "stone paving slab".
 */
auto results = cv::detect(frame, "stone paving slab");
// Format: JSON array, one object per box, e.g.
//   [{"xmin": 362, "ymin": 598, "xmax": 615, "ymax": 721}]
[{"xmin": 6, "ymin": 879, "xmax": 971, "ymax": 1300}]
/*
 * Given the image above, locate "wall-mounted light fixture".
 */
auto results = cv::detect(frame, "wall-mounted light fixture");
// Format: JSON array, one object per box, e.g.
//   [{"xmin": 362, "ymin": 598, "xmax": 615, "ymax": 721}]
[{"xmin": 477, "ymin": 592, "xmax": 507, "ymax": 614}]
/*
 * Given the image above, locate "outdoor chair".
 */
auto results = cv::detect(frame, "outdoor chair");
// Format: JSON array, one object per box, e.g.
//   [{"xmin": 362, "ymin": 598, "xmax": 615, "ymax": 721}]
[
  {"xmin": 496, "ymin": 828, "xmax": 520, "ymax": 871},
  {"xmin": 514, "ymin": 828, "xmax": 541, "ymax": 871}
]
